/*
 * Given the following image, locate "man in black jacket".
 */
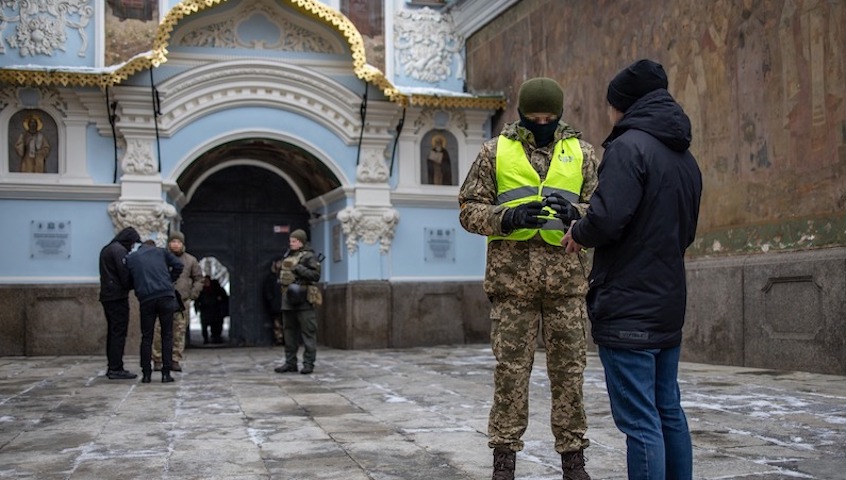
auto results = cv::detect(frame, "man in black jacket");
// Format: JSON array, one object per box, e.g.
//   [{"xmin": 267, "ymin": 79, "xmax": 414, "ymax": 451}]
[
  {"xmin": 557, "ymin": 59, "xmax": 702, "ymax": 480},
  {"xmin": 98, "ymin": 226, "xmax": 141, "ymax": 380},
  {"xmin": 125, "ymin": 239, "xmax": 184, "ymax": 383}
]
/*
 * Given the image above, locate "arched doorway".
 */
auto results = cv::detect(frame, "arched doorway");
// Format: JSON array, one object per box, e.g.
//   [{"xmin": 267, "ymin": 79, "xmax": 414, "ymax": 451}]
[
  {"xmin": 175, "ymin": 138, "xmax": 342, "ymax": 347},
  {"xmin": 181, "ymin": 165, "xmax": 309, "ymax": 346},
  {"xmin": 189, "ymin": 257, "xmax": 230, "ymax": 347}
]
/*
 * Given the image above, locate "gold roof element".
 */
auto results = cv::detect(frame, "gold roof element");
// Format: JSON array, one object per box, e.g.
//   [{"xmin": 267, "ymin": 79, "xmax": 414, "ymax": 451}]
[{"xmin": 0, "ymin": 0, "xmax": 505, "ymax": 110}]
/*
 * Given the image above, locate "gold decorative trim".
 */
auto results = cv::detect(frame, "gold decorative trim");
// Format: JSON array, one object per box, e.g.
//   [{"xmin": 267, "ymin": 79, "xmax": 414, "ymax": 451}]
[{"xmin": 0, "ymin": 0, "xmax": 505, "ymax": 110}]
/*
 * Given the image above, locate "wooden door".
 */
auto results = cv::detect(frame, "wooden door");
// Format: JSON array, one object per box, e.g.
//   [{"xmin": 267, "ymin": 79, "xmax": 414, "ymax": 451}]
[{"xmin": 180, "ymin": 166, "xmax": 310, "ymax": 346}]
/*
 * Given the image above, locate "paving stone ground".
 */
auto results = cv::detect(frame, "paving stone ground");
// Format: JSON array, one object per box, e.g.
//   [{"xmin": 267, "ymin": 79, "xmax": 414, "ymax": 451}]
[{"xmin": 1, "ymin": 345, "xmax": 845, "ymax": 479}]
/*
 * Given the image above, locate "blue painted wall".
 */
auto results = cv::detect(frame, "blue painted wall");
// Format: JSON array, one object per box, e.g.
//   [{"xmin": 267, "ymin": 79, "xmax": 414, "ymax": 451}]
[
  {"xmin": 87, "ymin": 124, "xmax": 119, "ymax": 184},
  {"xmin": 390, "ymin": 206, "xmax": 485, "ymax": 280},
  {"xmin": 0, "ymin": 199, "xmax": 115, "ymax": 281}
]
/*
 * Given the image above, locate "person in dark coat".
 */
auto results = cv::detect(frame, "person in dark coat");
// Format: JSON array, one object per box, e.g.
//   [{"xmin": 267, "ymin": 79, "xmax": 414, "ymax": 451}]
[
  {"xmin": 558, "ymin": 59, "xmax": 702, "ymax": 480},
  {"xmin": 195, "ymin": 276, "xmax": 228, "ymax": 344},
  {"xmin": 125, "ymin": 239, "xmax": 184, "ymax": 383},
  {"xmin": 98, "ymin": 226, "xmax": 141, "ymax": 380}
]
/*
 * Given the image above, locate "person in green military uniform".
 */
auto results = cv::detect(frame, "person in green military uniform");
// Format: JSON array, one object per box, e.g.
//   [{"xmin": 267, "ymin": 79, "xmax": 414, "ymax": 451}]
[
  {"xmin": 273, "ymin": 229, "xmax": 322, "ymax": 375},
  {"xmin": 153, "ymin": 232, "xmax": 204, "ymax": 372},
  {"xmin": 459, "ymin": 77, "xmax": 600, "ymax": 480}
]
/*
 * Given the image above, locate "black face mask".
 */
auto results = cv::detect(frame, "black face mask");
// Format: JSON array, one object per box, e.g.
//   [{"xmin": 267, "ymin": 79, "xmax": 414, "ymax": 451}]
[{"xmin": 519, "ymin": 111, "xmax": 560, "ymax": 148}]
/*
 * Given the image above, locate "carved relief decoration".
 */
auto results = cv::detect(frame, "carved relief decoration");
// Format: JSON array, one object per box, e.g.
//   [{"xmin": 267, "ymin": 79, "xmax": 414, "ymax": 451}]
[
  {"xmin": 32, "ymin": 87, "xmax": 67, "ymax": 115},
  {"xmin": 0, "ymin": 1, "xmax": 505, "ymax": 110},
  {"xmin": 337, "ymin": 206, "xmax": 400, "ymax": 255},
  {"xmin": 0, "ymin": 0, "xmax": 93, "ymax": 57},
  {"xmin": 121, "ymin": 138, "xmax": 157, "ymax": 175},
  {"xmin": 172, "ymin": 0, "xmax": 342, "ymax": 54},
  {"xmin": 108, "ymin": 199, "xmax": 177, "ymax": 245},
  {"xmin": 0, "ymin": 86, "xmax": 17, "ymax": 109},
  {"xmin": 413, "ymin": 107, "xmax": 467, "ymax": 136},
  {"xmin": 0, "ymin": 86, "xmax": 68, "ymax": 115},
  {"xmin": 356, "ymin": 149, "xmax": 389, "ymax": 183},
  {"xmin": 394, "ymin": 7, "xmax": 464, "ymax": 83}
]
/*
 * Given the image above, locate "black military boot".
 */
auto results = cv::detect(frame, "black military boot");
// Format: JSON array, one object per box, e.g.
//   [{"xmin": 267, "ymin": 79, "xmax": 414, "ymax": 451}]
[
  {"xmin": 492, "ymin": 446, "xmax": 516, "ymax": 480},
  {"xmin": 561, "ymin": 449, "xmax": 590, "ymax": 480}
]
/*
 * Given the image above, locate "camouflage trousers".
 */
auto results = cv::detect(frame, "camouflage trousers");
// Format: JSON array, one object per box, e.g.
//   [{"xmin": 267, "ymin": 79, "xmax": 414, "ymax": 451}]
[
  {"xmin": 488, "ymin": 294, "xmax": 589, "ymax": 454},
  {"xmin": 153, "ymin": 309, "xmax": 187, "ymax": 364}
]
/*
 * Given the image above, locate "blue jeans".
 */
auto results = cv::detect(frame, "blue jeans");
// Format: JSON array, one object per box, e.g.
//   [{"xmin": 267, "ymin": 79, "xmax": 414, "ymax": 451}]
[{"xmin": 598, "ymin": 346, "xmax": 692, "ymax": 480}]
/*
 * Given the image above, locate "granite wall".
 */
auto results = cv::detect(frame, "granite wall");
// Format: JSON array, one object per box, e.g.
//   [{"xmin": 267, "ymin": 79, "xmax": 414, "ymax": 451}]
[
  {"xmin": 0, "ymin": 285, "xmax": 142, "ymax": 357},
  {"xmin": 3, "ymin": 265, "xmax": 844, "ymax": 374},
  {"xmin": 0, "ymin": 281, "xmax": 491, "ymax": 356},
  {"xmin": 318, "ymin": 281, "xmax": 491, "ymax": 349}
]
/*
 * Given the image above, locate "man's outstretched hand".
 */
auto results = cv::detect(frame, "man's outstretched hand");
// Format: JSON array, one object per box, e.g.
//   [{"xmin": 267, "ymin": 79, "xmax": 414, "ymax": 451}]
[{"xmin": 561, "ymin": 221, "xmax": 583, "ymax": 254}]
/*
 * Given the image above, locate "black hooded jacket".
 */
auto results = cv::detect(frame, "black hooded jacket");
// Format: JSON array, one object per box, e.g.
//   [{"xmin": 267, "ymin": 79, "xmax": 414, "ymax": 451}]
[
  {"xmin": 570, "ymin": 89, "xmax": 702, "ymax": 349},
  {"xmin": 98, "ymin": 227, "xmax": 140, "ymax": 302}
]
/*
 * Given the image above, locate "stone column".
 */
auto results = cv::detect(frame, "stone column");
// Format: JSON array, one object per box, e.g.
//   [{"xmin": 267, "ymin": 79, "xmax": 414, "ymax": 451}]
[
  {"xmin": 338, "ymin": 147, "xmax": 400, "ymax": 257},
  {"xmin": 108, "ymin": 137, "xmax": 175, "ymax": 243}
]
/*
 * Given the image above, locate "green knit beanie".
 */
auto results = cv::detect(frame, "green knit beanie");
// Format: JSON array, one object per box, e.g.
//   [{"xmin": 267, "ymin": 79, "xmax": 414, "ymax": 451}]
[
  {"xmin": 290, "ymin": 229, "xmax": 308, "ymax": 243},
  {"xmin": 167, "ymin": 231, "xmax": 185, "ymax": 243},
  {"xmin": 518, "ymin": 77, "xmax": 564, "ymax": 115}
]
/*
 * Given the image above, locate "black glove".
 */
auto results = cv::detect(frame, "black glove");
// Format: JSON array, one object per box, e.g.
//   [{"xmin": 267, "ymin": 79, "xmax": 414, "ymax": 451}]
[
  {"xmin": 544, "ymin": 193, "xmax": 581, "ymax": 224},
  {"xmin": 501, "ymin": 201, "xmax": 547, "ymax": 233}
]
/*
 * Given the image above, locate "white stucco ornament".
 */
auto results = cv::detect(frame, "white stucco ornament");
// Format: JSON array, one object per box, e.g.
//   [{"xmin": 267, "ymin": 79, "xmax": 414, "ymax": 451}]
[
  {"xmin": 337, "ymin": 206, "xmax": 399, "ymax": 255},
  {"xmin": 356, "ymin": 149, "xmax": 389, "ymax": 183},
  {"xmin": 173, "ymin": 0, "xmax": 341, "ymax": 53},
  {"xmin": 121, "ymin": 138, "xmax": 158, "ymax": 175},
  {"xmin": 394, "ymin": 7, "xmax": 464, "ymax": 83},
  {"xmin": 0, "ymin": 0, "xmax": 93, "ymax": 57},
  {"xmin": 108, "ymin": 199, "xmax": 176, "ymax": 245},
  {"xmin": 413, "ymin": 107, "xmax": 468, "ymax": 136}
]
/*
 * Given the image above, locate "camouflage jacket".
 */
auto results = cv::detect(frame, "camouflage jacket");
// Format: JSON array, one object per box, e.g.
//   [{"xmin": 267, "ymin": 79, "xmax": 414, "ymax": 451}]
[
  {"xmin": 458, "ymin": 120, "xmax": 600, "ymax": 299},
  {"xmin": 173, "ymin": 251, "xmax": 204, "ymax": 302}
]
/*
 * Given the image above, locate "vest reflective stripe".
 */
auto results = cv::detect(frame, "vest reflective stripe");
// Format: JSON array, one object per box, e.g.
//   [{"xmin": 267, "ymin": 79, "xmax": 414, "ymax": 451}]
[
  {"xmin": 489, "ymin": 135, "xmax": 584, "ymax": 246},
  {"xmin": 497, "ymin": 186, "xmax": 579, "ymax": 205}
]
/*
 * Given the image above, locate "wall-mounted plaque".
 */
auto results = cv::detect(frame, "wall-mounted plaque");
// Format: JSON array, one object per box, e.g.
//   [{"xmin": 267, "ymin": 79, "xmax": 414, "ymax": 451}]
[
  {"xmin": 424, "ymin": 227, "xmax": 455, "ymax": 263},
  {"xmin": 31, "ymin": 220, "xmax": 71, "ymax": 259}
]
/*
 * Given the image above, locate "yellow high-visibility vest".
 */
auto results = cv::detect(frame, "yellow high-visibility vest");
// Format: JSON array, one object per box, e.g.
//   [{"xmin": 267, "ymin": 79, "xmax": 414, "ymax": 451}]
[{"xmin": 489, "ymin": 135, "xmax": 584, "ymax": 246}]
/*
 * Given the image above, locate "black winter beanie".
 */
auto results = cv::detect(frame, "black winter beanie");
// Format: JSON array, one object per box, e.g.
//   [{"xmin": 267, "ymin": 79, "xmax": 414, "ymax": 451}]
[{"xmin": 606, "ymin": 59, "xmax": 668, "ymax": 112}]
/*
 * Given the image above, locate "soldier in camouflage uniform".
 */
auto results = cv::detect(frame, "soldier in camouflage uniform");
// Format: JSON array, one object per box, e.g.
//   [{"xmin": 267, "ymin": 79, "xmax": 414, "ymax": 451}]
[
  {"xmin": 153, "ymin": 232, "xmax": 204, "ymax": 372},
  {"xmin": 273, "ymin": 229, "xmax": 322, "ymax": 375},
  {"xmin": 458, "ymin": 77, "xmax": 599, "ymax": 480}
]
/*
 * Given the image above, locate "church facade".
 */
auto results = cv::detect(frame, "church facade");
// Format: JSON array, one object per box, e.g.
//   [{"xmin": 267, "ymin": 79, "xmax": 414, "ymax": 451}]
[{"xmin": 0, "ymin": 0, "xmax": 510, "ymax": 355}]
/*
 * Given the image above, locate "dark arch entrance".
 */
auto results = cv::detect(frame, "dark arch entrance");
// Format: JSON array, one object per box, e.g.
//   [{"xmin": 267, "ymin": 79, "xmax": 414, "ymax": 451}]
[{"xmin": 180, "ymin": 165, "xmax": 310, "ymax": 347}]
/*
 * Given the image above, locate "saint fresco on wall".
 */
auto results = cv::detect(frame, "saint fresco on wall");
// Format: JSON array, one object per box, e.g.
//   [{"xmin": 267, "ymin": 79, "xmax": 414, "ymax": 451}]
[
  {"xmin": 8, "ymin": 110, "xmax": 59, "ymax": 174},
  {"xmin": 105, "ymin": 0, "xmax": 159, "ymax": 66},
  {"xmin": 420, "ymin": 129, "xmax": 457, "ymax": 186},
  {"xmin": 340, "ymin": 0, "xmax": 384, "ymax": 72}
]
